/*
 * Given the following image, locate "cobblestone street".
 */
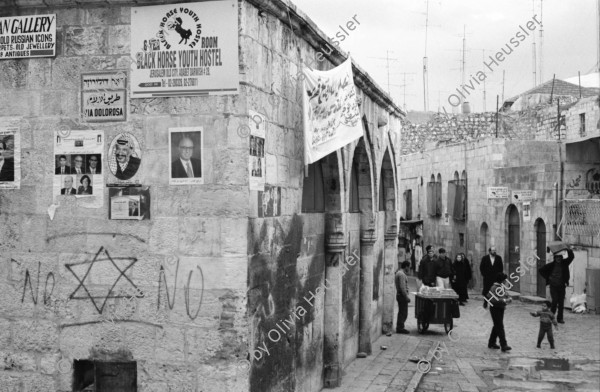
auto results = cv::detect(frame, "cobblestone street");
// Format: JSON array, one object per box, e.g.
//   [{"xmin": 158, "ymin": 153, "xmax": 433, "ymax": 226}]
[{"xmin": 406, "ymin": 281, "xmax": 600, "ymax": 392}]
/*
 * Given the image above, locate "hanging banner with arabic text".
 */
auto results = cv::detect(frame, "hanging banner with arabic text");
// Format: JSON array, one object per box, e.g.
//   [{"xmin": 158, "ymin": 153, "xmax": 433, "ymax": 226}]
[
  {"xmin": 302, "ymin": 58, "xmax": 362, "ymax": 164},
  {"xmin": 130, "ymin": 1, "xmax": 238, "ymax": 98},
  {"xmin": 0, "ymin": 14, "xmax": 56, "ymax": 59}
]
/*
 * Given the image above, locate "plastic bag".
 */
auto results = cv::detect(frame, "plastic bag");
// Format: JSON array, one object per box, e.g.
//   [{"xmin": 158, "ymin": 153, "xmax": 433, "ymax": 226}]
[{"xmin": 570, "ymin": 293, "xmax": 587, "ymax": 313}]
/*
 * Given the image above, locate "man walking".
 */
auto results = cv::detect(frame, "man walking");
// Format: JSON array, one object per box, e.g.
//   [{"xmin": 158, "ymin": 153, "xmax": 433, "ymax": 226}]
[
  {"xmin": 395, "ymin": 261, "xmax": 411, "ymax": 334},
  {"xmin": 540, "ymin": 244, "xmax": 574, "ymax": 324},
  {"xmin": 480, "ymin": 247, "xmax": 503, "ymax": 308},
  {"xmin": 486, "ymin": 273, "xmax": 512, "ymax": 352},
  {"xmin": 418, "ymin": 245, "xmax": 437, "ymax": 287}
]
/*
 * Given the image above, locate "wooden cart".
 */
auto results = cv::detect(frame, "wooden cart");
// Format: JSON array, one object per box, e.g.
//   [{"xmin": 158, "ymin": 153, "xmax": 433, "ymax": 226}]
[{"xmin": 415, "ymin": 294, "xmax": 460, "ymax": 334}]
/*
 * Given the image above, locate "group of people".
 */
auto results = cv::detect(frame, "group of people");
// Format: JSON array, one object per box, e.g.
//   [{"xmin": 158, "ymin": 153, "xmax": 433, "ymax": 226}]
[
  {"xmin": 395, "ymin": 242, "xmax": 575, "ymax": 352},
  {"xmin": 395, "ymin": 245, "xmax": 473, "ymax": 334},
  {"xmin": 417, "ymin": 245, "xmax": 473, "ymax": 305},
  {"xmin": 480, "ymin": 245, "xmax": 574, "ymax": 351}
]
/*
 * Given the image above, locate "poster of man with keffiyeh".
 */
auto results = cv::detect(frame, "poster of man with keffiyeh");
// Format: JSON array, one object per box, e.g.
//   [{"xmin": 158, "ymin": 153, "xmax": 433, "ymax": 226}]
[
  {"xmin": 302, "ymin": 58, "xmax": 362, "ymax": 164},
  {"xmin": 108, "ymin": 132, "xmax": 142, "ymax": 182}
]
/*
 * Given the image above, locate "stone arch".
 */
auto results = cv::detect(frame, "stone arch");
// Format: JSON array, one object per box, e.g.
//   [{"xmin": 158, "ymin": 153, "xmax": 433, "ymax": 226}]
[{"xmin": 453, "ymin": 171, "xmax": 460, "ymax": 181}]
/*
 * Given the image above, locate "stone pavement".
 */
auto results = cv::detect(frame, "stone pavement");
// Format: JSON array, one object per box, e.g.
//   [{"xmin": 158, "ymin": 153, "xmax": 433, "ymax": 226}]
[
  {"xmin": 331, "ymin": 276, "xmax": 600, "ymax": 392},
  {"xmin": 410, "ymin": 291, "xmax": 600, "ymax": 392},
  {"xmin": 329, "ymin": 333, "xmax": 436, "ymax": 392}
]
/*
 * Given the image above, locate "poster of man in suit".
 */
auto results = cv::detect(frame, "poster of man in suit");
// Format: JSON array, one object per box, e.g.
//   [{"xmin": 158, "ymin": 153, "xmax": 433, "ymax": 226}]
[
  {"xmin": 169, "ymin": 127, "xmax": 203, "ymax": 185},
  {"xmin": 0, "ymin": 119, "xmax": 21, "ymax": 190}
]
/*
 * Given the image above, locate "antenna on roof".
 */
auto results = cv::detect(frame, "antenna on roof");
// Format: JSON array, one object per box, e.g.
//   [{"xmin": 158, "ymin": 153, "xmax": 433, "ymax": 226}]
[
  {"xmin": 423, "ymin": 0, "xmax": 430, "ymax": 111},
  {"xmin": 539, "ymin": 0, "xmax": 544, "ymax": 84}
]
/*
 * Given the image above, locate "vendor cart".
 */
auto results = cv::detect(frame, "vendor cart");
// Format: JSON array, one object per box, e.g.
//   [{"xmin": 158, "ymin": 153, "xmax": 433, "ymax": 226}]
[{"xmin": 415, "ymin": 294, "xmax": 460, "ymax": 334}]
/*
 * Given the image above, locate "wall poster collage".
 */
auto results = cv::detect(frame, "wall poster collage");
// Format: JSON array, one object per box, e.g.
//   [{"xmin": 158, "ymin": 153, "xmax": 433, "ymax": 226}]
[
  {"xmin": 248, "ymin": 110, "xmax": 266, "ymax": 191},
  {"xmin": 53, "ymin": 130, "xmax": 104, "ymax": 208}
]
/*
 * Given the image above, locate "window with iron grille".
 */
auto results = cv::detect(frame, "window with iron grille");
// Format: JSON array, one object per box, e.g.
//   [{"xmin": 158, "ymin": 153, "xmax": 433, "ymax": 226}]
[{"xmin": 579, "ymin": 113, "xmax": 586, "ymax": 137}]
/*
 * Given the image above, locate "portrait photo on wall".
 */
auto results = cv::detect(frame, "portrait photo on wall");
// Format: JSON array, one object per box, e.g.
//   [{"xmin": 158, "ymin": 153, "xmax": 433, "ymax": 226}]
[
  {"xmin": 108, "ymin": 186, "xmax": 150, "ymax": 220},
  {"xmin": 0, "ymin": 133, "xmax": 18, "ymax": 187},
  {"xmin": 108, "ymin": 132, "xmax": 142, "ymax": 182},
  {"xmin": 169, "ymin": 127, "xmax": 203, "ymax": 185}
]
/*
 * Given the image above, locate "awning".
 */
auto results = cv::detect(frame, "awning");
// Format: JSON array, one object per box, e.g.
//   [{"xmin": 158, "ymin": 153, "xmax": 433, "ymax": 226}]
[{"xmin": 400, "ymin": 219, "xmax": 423, "ymax": 225}]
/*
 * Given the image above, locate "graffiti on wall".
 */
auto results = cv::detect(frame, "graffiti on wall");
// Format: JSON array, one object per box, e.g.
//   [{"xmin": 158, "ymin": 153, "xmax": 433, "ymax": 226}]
[{"xmin": 66, "ymin": 246, "xmax": 143, "ymax": 314}]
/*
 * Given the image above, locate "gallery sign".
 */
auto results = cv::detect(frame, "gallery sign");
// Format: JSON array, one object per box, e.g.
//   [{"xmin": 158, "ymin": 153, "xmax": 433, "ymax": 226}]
[
  {"xmin": 130, "ymin": 1, "xmax": 239, "ymax": 98},
  {"xmin": 81, "ymin": 72, "xmax": 128, "ymax": 122},
  {"xmin": 487, "ymin": 186, "xmax": 509, "ymax": 199},
  {"xmin": 0, "ymin": 14, "xmax": 56, "ymax": 59}
]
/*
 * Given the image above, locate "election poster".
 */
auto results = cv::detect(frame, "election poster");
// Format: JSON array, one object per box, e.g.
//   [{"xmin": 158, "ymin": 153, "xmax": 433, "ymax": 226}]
[
  {"xmin": 168, "ymin": 127, "xmax": 203, "ymax": 185},
  {"xmin": 109, "ymin": 186, "xmax": 151, "ymax": 220},
  {"xmin": 81, "ymin": 72, "xmax": 127, "ymax": 122},
  {"xmin": 302, "ymin": 58, "xmax": 361, "ymax": 164},
  {"xmin": 248, "ymin": 110, "xmax": 266, "ymax": 191},
  {"xmin": 107, "ymin": 133, "xmax": 143, "ymax": 184},
  {"xmin": 0, "ymin": 14, "xmax": 56, "ymax": 59},
  {"xmin": 130, "ymin": 1, "xmax": 239, "ymax": 98},
  {"xmin": 0, "ymin": 117, "xmax": 21, "ymax": 189},
  {"xmin": 53, "ymin": 130, "xmax": 104, "ymax": 208}
]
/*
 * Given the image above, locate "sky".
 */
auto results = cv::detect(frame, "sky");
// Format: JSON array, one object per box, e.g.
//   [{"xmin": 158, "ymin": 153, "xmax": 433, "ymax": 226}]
[{"xmin": 290, "ymin": 0, "xmax": 600, "ymax": 113}]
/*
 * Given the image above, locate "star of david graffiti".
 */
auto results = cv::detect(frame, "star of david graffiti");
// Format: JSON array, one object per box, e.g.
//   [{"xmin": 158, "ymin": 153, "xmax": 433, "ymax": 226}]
[{"xmin": 66, "ymin": 246, "xmax": 144, "ymax": 314}]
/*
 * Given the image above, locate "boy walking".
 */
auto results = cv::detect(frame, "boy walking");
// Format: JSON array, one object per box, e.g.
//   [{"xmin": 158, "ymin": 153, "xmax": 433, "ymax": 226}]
[
  {"xmin": 395, "ymin": 261, "xmax": 411, "ymax": 334},
  {"xmin": 530, "ymin": 301, "xmax": 558, "ymax": 349}
]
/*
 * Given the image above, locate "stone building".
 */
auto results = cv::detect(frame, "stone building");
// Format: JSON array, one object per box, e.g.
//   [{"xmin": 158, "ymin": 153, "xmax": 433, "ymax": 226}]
[
  {"xmin": 0, "ymin": 1, "xmax": 403, "ymax": 391},
  {"xmin": 399, "ymin": 89, "xmax": 600, "ymax": 309}
]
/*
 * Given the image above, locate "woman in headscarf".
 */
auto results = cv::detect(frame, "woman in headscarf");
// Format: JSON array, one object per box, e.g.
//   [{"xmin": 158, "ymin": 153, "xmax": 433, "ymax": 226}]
[{"xmin": 451, "ymin": 253, "xmax": 472, "ymax": 305}]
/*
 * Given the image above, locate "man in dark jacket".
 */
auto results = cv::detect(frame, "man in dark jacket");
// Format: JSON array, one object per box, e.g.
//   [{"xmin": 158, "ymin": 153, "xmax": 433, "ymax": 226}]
[
  {"xmin": 435, "ymin": 248, "xmax": 453, "ymax": 288},
  {"xmin": 480, "ymin": 247, "xmax": 503, "ymax": 308},
  {"xmin": 418, "ymin": 245, "xmax": 437, "ymax": 287},
  {"xmin": 539, "ymin": 246, "xmax": 574, "ymax": 324}
]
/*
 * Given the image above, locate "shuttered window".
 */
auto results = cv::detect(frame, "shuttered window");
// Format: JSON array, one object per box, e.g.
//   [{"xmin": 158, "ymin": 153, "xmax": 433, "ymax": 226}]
[
  {"xmin": 404, "ymin": 189, "xmax": 412, "ymax": 220},
  {"xmin": 447, "ymin": 180, "xmax": 467, "ymax": 221},
  {"xmin": 427, "ymin": 182, "xmax": 442, "ymax": 217}
]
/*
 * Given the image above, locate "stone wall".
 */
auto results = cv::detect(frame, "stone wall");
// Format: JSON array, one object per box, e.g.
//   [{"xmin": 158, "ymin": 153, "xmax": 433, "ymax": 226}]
[
  {"xmin": 1, "ymin": 3, "xmax": 249, "ymax": 392},
  {"xmin": 400, "ymin": 96, "xmax": 599, "ymax": 154}
]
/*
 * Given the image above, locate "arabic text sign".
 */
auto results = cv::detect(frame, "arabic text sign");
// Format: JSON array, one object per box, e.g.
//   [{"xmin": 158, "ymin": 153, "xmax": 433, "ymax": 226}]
[
  {"xmin": 0, "ymin": 14, "xmax": 56, "ymax": 59},
  {"xmin": 81, "ymin": 72, "xmax": 127, "ymax": 122},
  {"xmin": 130, "ymin": 1, "xmax": 239, "ymax": 98},
  {"xmin": 487, "ymin": 187, "xmax": 509, "ymax": 199},
  {"xmin": 511, "ymin": 190, "xmax": 536, "ymax": 202}
]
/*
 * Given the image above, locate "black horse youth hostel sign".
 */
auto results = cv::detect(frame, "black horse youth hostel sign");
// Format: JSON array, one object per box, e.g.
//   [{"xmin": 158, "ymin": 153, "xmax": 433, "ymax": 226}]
[
  {"xmin": 130, "ymin": 1, "xmax": 239, "ymax": 98},
  {"xmin": 0, "ymin": 14, "xmax": 56, "ymax": 59}
]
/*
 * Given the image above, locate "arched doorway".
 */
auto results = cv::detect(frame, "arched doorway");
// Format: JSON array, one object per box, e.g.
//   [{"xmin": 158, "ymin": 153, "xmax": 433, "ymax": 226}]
[
  {"xmin": 535, "ymin": 218, "xmax": 547, "ymax": 297},
  {"xmin": 506, "ymin": 205, "xmax": 520, "ymax": 292}
]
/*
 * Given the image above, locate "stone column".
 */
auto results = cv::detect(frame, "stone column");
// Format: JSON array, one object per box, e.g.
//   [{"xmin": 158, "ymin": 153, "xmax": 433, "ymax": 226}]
[
  {"xmin": 358, "ymin": 229, "xmax": 377, "ymax": 355},
  {"xmin": 382, "ymin": 225, "xmax": 398, "ymax": 334},
  {"xmin": 322, "ymin": 232, "xmax": 346, "ymax": 388}
]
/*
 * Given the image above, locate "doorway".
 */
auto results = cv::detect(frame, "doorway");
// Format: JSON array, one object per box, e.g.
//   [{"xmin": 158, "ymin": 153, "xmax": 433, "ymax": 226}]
[
  {"xmin": 506, "ymin": 205, "xmax": 520, "ymax": 292},
  {"xmin": 535, "ymin": 219, "xmax": 547, "ymax": 297}
]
